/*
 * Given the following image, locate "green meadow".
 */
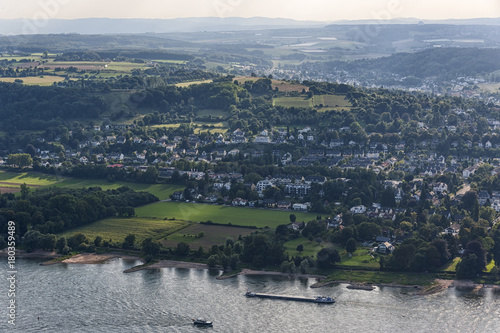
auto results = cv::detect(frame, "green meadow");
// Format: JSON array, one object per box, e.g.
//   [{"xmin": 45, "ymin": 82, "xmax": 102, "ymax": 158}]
[
  {"xmin": 0, "ymin": 170, "xmax": 62, "ymax": 187},
  {"xmin": 53, "ymin": 178, "xmax": 184, "ymax": 200},
  {"xmin": 161, "ymin": 223, "xmax": 256, "ymax": 249},
  {"xmin": 284, "ymin": 237, "xmax": 326, "ymax": 257},
  {"xmin": 338, "ymin": 249, "xmax": 379, "ymax": 269},
  {"xmin": 60, "ymin": 217, "xmax": 189, "ymax": 244},
  {"xmin": 0, "ymin": 170, "xmax": 183, "ymax": 200},
  {"xmin": 135, "ymin": 201, "xmax": 316, "ymax": 228},
  {"xmin": 273, "ymin": 94, "xmax": 351, "ymax": 110}
]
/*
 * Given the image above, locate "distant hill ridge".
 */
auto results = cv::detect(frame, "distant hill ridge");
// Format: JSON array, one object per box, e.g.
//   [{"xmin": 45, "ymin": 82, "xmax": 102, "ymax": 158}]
[{"xmin": 0, "ymin": 17, "xmax": 499, "ymax": 35}]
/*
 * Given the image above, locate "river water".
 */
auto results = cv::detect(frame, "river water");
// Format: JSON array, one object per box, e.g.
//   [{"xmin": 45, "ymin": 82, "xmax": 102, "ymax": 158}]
[{"xmin": 1, "ymin": 259, "xmax": 499, "ymax": 332}]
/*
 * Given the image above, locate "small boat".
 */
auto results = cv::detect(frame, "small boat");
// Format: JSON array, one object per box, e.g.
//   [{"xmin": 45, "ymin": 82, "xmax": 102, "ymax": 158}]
[
  {"xmin": 314, "ymin": 296, "xmax": 335, "ymax": 303},
  {"xmin": 192, "ymin": 318, "xmax": 213, "ymax": 327}
]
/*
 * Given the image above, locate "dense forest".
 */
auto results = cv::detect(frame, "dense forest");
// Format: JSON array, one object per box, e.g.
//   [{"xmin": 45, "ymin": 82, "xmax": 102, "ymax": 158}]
[
  {"xmin": 0, "ymin": 186, "xmax": 158, "ymax": 237},
  {"xmin": 299, "ymin": 48, "xmax": 500, "ymax": 85},
  {"xmin": 0, "ymin": 34, "xmax": 195, "ymax": 53}
]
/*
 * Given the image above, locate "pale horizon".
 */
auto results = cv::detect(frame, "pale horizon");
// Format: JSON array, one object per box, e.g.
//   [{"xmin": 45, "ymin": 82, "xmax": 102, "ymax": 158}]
[{"xmin": 1, "ymin": 0, "xmax": 499, "ymax": 22}]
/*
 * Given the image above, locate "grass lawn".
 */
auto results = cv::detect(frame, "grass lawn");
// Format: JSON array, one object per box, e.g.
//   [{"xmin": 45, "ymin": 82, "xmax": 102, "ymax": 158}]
[
  {"xmin": 284, "ymin": 237, "xmax": 327, "ymax": 257},
  {"xmin": 135, "ymin": 201, "xmax": 316, "ymax": 228},
  {"xmin": 338, "ymin": 248, "xmax": 379, "ymax": 269},
  {"xmin": 443, "ymin": 257, "xmax": 460, "ymax": 272},
  {"xmin": 285, "ymin": 238, "xmax": 379, "ymax": 269},
  {"xmin": 52, "ymin": 179, "xmax": 183, "ymax": 200},
  {"xmin": 161, "ymin": 223, "xmax": 255, "ymax": 249},
  {"xmin": 486, "ymin": 259, "xmax": 496, "ymax": 272},
  {"xmin": 60, "ymin": 217, "xmax": 189, "ymax": 244}
]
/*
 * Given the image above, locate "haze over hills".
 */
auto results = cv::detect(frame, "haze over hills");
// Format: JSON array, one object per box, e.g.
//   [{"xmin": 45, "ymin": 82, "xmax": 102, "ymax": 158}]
[
  {"xmin": 0, "ymin": 16, "xmax": 500, "ymax": 35},
  {"xmin": 0, "ymin": 17, "xmax": 327, "ymax": 35}
]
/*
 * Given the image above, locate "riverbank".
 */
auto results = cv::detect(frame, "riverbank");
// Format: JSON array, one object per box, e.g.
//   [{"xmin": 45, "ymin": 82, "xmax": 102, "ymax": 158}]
[
  {"xmin": 216, "ymin": 268, "xmax": 326, "ymax": 280},
  {"xmin": 8, "ymin": 251, "xmax": 500, "ymax": 295},
  {"xmin": 61, "ymin": 253, "xmax": 142, "ymax": 264},
  {"xmin": 124, "ymin": 259, "xmax": 215, "ymax": 273},
  {"xmin": 311, "ymin": 277, "xmax": 500, "ymax": 295},
  {"xmin": 310, "ymin": 279, "xmax": 423, "ymax": 290},
  {"xmin": 34, "ymin": 252, "xmax": 142, "ymax": 266},
  {"xmin": 429, "ymin": 279, "xmax": 500, "ymax": 293},
  {"xmin": 0, "ymin": 249, "xmax": 60, "ymax": 260}
]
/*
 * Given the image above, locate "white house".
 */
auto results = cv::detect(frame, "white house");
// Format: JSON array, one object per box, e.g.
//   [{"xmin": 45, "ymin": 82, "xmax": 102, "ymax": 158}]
[
  {"xmin": 292, "ymin": 203, "xmax": 309, "ymax": 211},
  {"xmin": 394, "ymin": 189, "xmax": 404, "ymax": 203},
  {"xmin": 254, "ymin": 135, "xmax": 271, "ymax": 143},
  {"xmin": 463, "ymin": 166, "xmax": 475, "ymax": 179},
  {"xmin": 432, "ymin": 182, "xmax": 448, "ymax": 193},
  {"xmin": 350, "ymin": 205, "xmax": 366, "ymax": 214},
  {"xmin": 256, "ymin": 180, "xmax": 274, "ymax": 193},
  {"xmin": 378, "ymin": 242, "xmax": 395, "ymax": 254}
]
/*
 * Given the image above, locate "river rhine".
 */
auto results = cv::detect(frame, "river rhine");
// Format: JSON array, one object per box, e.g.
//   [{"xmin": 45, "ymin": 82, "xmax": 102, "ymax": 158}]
[{"xmin": 1, "ymin": 258, "xmax": 499, "ymax": 332}]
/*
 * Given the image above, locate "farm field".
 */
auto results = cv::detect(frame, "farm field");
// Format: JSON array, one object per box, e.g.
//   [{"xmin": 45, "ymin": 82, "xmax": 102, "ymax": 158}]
[
  {"xmin": 233, "ymin": 76, "xmax": 309, "ymax": 92},
  {"xmin": 0, "ymin": 55, "xmax": 43, "ymax": 61},
  {"xmin": 0, "ymin": 170, "xmax": 62, "ymax": 191},
  {"xmin": 152, "ymin": 59, "xmax": 187, "ymax": 64},
  {"xmin": 196, "ymin": 108, "xmax": 229, "ymax": 118},
  {"xmin": 60, "ymin": 217, "xmax": 189, "ymax": 244},
  {"xmin": 478, "ymin": 82, "xmax": 500, "ymax": 93},
  {"xmin": 53, "ymin": 178, "xmax": 183, "ymax": 200},
  {"xmin": 150, "ymin": 121, "xmax": 228, "ymax": 134},
  {"xmin": 0, "ymin": 76, "xmax": 68, "ymax": 86},
  {"xmin": 161, "ymin": 223, "xmax": 255, "ymax": 249},
  {"xmin": 273, "ymin": 96, "xmax": 312, "ymax": 108},
  {"xmin": 104, "ymin": 62, "xmax": 148, "ymax": 72},
  {"xmin": 313, "ymin": 94, "xmax": 351, "ymax": 108},
  {"xmin": 273, "ymin": 94, "xmax": 351, "ymax": 110},
  {"xmin": 175, "ymin": 79, "xmax": 214, "ymax": 87},
  {"xmin": 135, "ymin": 201, "xmax": 316, "ymax": 228},
  {"xmin": 0, "ymin": 170, "xmax": 183, "ymax": 200}
]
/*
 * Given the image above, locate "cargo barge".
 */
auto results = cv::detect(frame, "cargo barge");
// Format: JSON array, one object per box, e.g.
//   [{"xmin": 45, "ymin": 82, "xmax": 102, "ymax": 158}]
[{"xmin": 245, "ymin": 291, "xmax": 334, "ymax": 303}]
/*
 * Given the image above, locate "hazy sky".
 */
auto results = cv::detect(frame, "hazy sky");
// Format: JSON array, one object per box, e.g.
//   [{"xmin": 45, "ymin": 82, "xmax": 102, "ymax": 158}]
[{"xmin": 1, "ymin": 0, "xmax": 499, "ymax": 21}]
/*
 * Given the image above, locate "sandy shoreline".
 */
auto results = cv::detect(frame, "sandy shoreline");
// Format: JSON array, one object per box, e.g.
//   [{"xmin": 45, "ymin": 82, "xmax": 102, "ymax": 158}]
[
  {"xmin": 124, "ymin": 259, "xmax": 216, "ymax": 273},
  {"xmin": 216, "ymin": 269, "xmax": 327, "ymax": 280},
  {"xmin": 61, "ymin": 253, "xmax": 142, "ymax": 264}
]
